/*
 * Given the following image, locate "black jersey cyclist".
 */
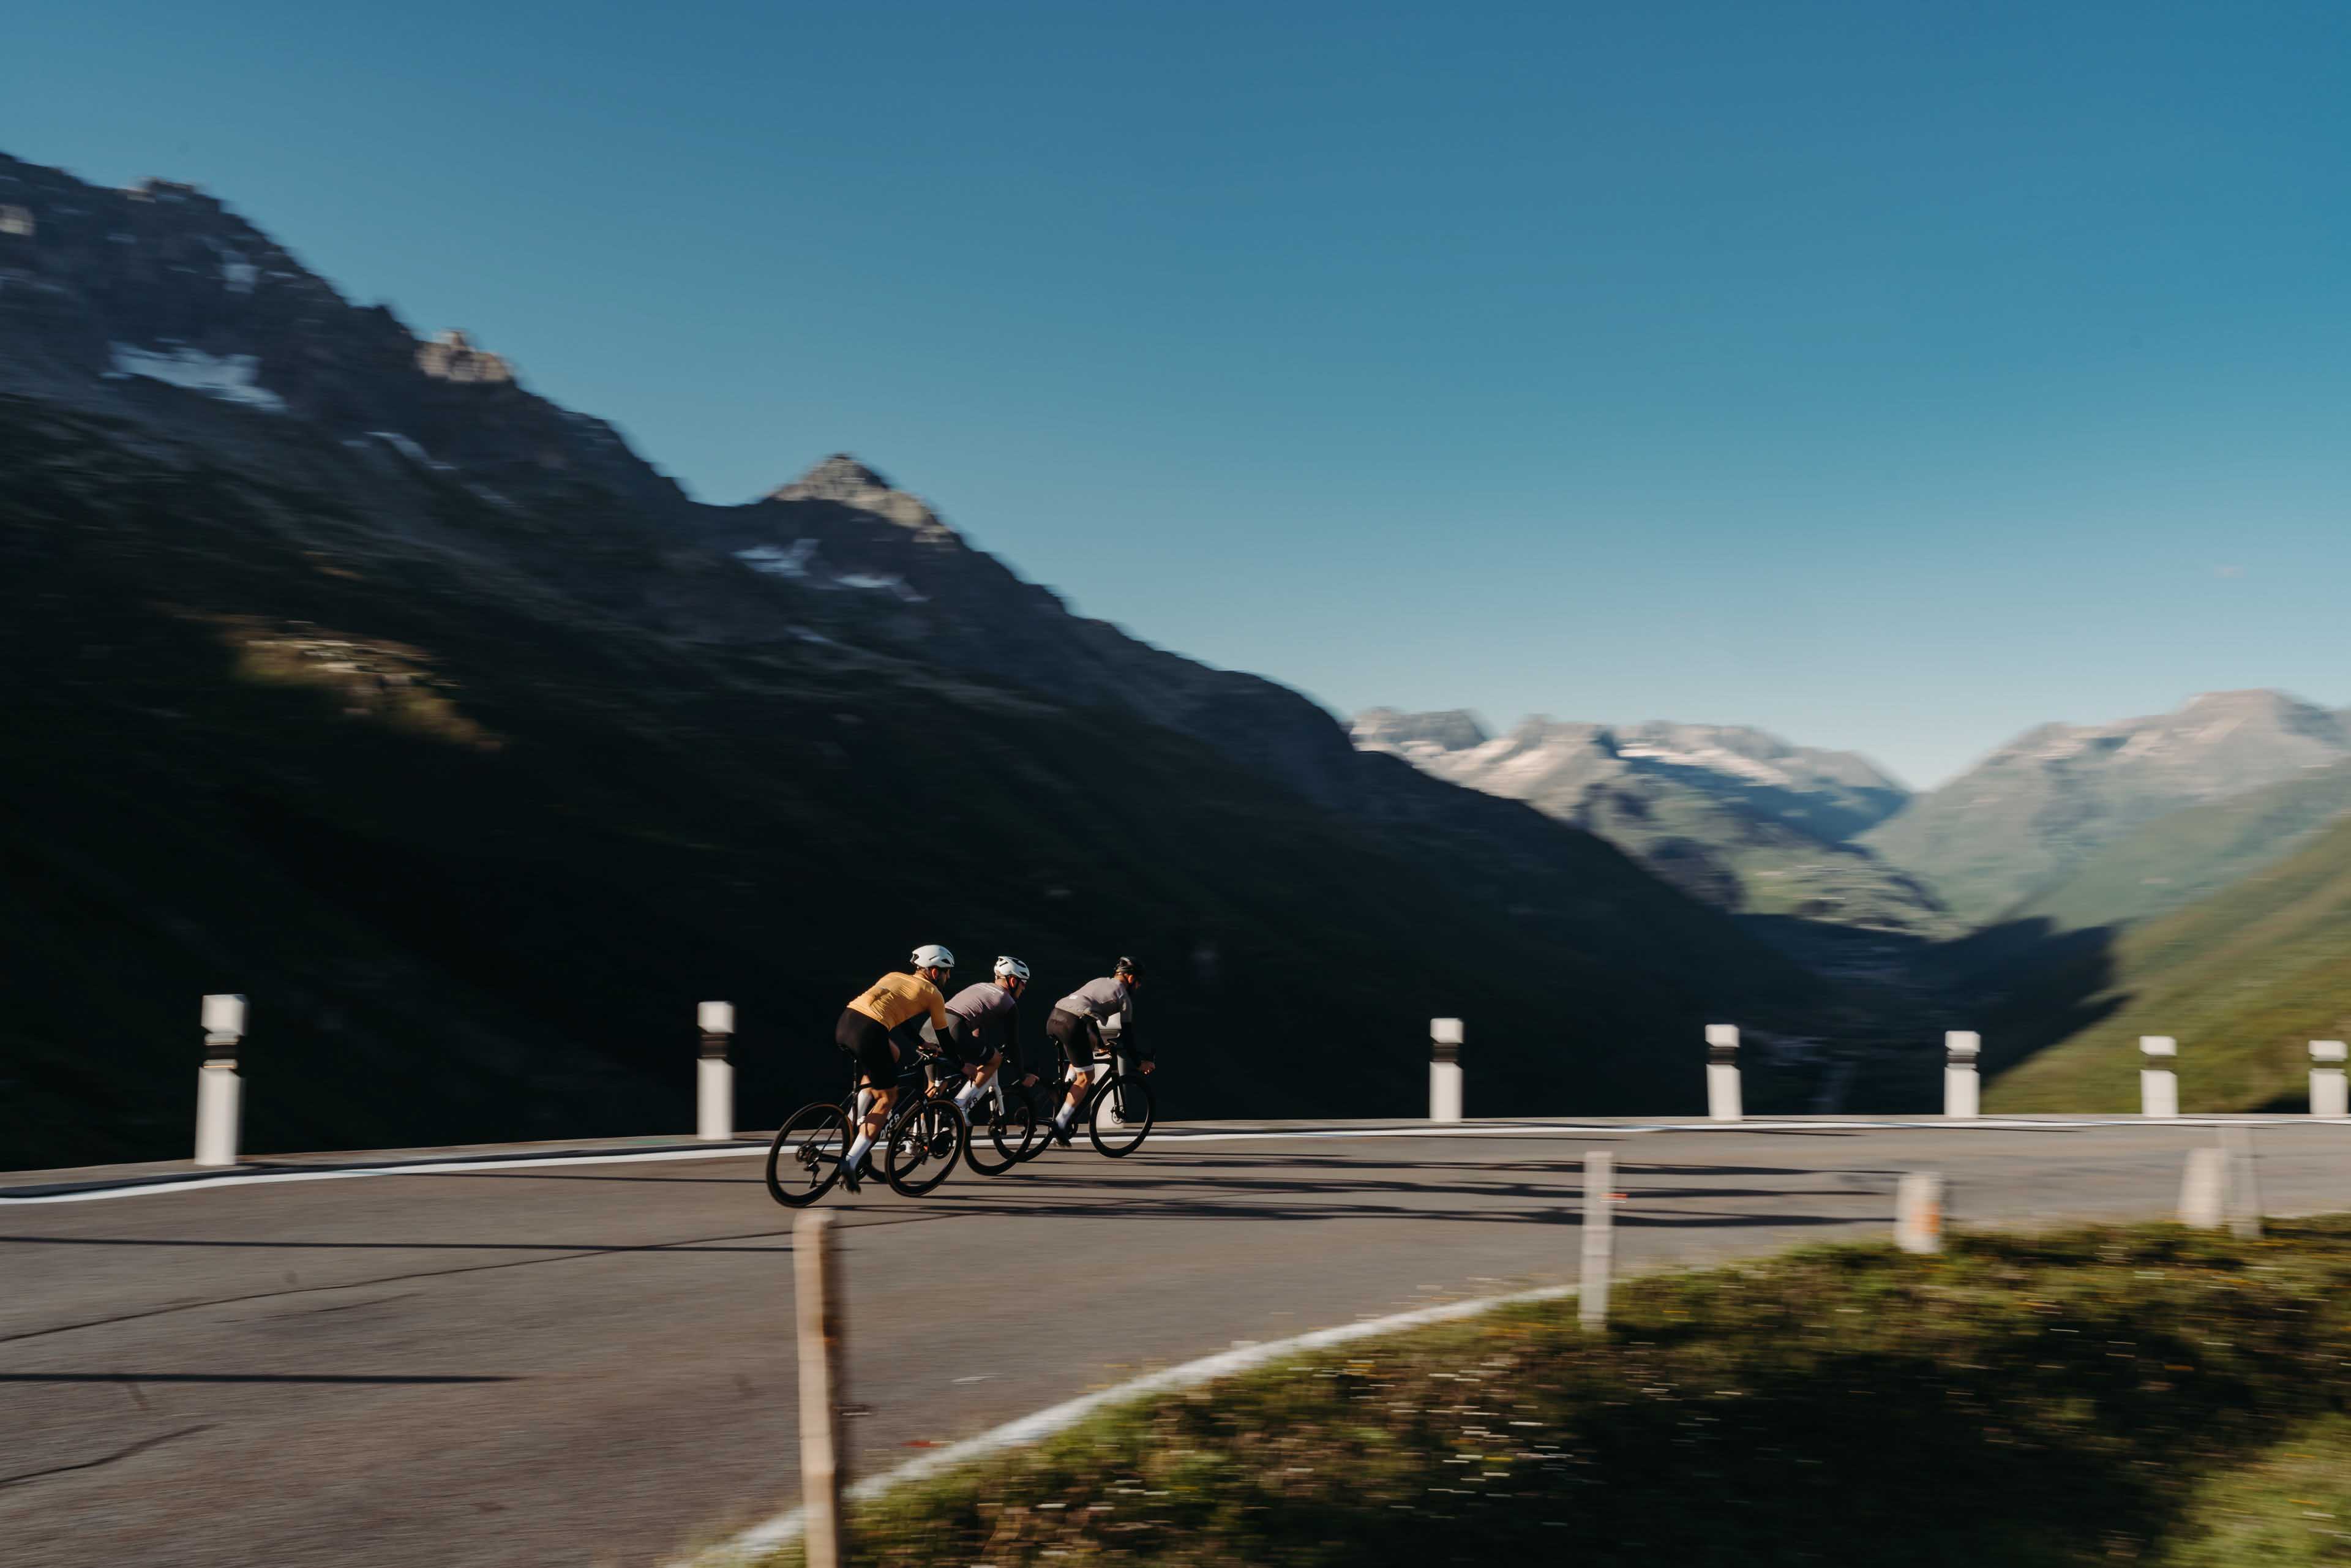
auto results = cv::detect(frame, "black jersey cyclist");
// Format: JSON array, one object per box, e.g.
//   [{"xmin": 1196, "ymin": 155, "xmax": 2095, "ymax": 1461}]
[
  {"xmin": 834, "ymin": 944, "xmax": 956, "ymax": 1189},
  {"xmin": 940, "ymin": 956, "xmax": 1040, "ymax": 1112},
  {"xmin": 1043, "ymin": 957, "xmax": 1150, "ymax": 1145}
]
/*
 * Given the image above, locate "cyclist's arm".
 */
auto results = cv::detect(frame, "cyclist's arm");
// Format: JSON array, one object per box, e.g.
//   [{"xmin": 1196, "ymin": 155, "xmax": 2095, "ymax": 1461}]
[
  {"xmin": 1005, "ymin": 1000, "xmax": 1035, "ymax": 1082},
  {"xmin": 1122, "ymin": 990, "xmax": 1149, "ymax": 1062}
]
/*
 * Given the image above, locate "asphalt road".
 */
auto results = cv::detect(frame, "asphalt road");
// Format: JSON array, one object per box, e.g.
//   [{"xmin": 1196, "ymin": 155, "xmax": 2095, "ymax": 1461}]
[{"xmin": 7, "ymin": 1118, "xmax": 2350, "ymax": 1567}]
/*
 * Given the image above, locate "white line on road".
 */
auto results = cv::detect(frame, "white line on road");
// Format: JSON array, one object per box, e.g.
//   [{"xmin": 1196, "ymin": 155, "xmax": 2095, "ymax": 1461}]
[{"xmin": 8, "ymin": 1117, "xmax": 2342, "ymax": 1206}]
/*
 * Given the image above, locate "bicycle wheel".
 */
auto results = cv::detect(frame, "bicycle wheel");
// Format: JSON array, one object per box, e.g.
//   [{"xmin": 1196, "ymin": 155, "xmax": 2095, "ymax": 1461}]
[
  {"xmin": 1087, "ymin": 1072, "xmax": 1155, "ymax": 1158},
  {"xmin": 965, "ymin": 1089, "xmax": 1035, "ymax": 1177},
  {"xmin": 884, "ymin": 1097, "xmax": 967, "ymax": 1196},
  {"xmin": 767, "ymin": 1101, "xmax": 850, "ymax": 1207}
]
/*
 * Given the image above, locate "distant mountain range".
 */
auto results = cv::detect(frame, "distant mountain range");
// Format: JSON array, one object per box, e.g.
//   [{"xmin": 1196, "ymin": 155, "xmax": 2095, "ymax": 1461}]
[
  {"xmin": 1862, "ymin": 690, "xmax": 2351, "ymax": 926},
  {"xmin": 1356, "ymin": 691, "xmax": 2351, "ymax": 953},
  {"xmin": 1351, "ymin": 711, "xmax": 1949, "ymax": 935},
  {"xmin": 0, "ymin": 151, "xmax": 1821, "ymax": 1165}
]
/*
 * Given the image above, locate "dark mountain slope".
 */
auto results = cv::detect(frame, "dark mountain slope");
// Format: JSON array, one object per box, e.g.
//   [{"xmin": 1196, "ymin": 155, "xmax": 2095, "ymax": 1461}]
[
  {"xmin": 0, "ymin": 399, "xmax": 1821, "ymax": 1168},
  {"xmin": 0, "ymin": 152, "xmax": 1828, "ymax": 1167}
]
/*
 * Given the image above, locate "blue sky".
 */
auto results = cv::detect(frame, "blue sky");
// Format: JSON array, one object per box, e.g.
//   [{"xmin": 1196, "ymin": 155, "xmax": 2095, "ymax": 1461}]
[{"xmin": 10, "ymin": 1, "xmax": 2351, "ymax": 787}]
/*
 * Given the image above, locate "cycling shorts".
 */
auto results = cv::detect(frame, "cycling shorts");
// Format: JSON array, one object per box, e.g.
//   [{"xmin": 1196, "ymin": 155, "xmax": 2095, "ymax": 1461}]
[
  {"xmin": 1046, "ymin": 1008, "xmax": 1106, "ymax": 1074},
  {"xmin": 835, "ymin": 1009, "xmax": 899, "ymax": 1086},
  {"xmin": 943, "ymin": 1015, "xmax": 1004, "ymax": 1068}
]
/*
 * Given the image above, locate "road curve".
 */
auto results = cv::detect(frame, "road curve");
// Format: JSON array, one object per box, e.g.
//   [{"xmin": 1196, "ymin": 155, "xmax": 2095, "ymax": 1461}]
[{"xmin": 7, "ymin": 1119, "xmax": 2349, "ymax": 1567}]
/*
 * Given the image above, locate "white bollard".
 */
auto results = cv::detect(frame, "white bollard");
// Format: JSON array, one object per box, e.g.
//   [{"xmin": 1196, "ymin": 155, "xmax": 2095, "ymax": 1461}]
[
  {"xmin": 2222, "ymin": 1126, "xmax": 2262, "ymax": 1240},
  {"xmin": 1895, "ymin": 1171, "xmax": 1945, "ymax": 1254},
  {"xmin": 697, "ymin": 1001, "xmax": 735, "ymax": 1141},
  {"xmin": 2311, "ymin": 1041, "xmax": 2348, "ymax": 1118},
  {"xmin": 795, "ymin": 1210, "xmax": 848, "ymax": 1568},
  {"xmin": 195, "ymin": 994, "xmax": 246, "ymax": 1168},
  {"xmin": 1943, "ymin": 1032, "xmax": 1981, "ymax": 1119},
  {"xmin": 1705, "ymin": 1024, "xmax": 1741, "ymax": 1122},
  {"xmin": 2140, "ymin": 1036, "xmax": 2179, "ymax": 1118},
  {"xmin": 1429, "ymin": 1018, "xmax": 1464, "ymax": 1122},
  {"xmin": 1580, "ymin": 1149, "xmax": 1613, "ymax": 1331},
  {"xmin": 2179, "ymin": 1146, "xmax": 2227, "ymax": 1229}
]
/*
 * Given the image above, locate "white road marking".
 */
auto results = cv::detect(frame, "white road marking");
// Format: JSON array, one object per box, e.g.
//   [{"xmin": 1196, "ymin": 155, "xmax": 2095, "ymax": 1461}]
[{"xmin": 6, "ymin": 1117, "xmax": 2342, "ymax": 1206}]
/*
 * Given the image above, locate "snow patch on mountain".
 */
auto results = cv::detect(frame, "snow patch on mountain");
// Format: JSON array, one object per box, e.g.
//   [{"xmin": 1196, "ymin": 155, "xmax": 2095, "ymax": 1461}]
[{"xmin": 105, "ymin": 343, "xmax": 284, "ymax": 412}]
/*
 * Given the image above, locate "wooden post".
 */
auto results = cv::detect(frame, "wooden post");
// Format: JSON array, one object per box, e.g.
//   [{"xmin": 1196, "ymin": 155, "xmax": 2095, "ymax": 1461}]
[
  {"xmin": 697, "ymin": 1001, "xmax": 735, "ymax": 1142},
  {"xmin": 795, "ymin": 1210, "xmax": 847, "ymax": 1568},
  {"xmin": 1895, "ymin": 1171, "xmax": 1944, "ymax": 1253},
  {"xmin": 1580, "ymin": 1149, "xmax": 1613, "ymax": 1331},
  {"xmin": 2140, "ymin": 1037, "xmax": 2179, "ymax": 1119},
  {"xmin": 1943, "ymin": 1032, "xmax": 1980, "ymax": 1119},
  {"xmin": 1706, "ymin": 1025, "xmax": 1741, "ymax": 1122},
  {"xmin": 1429, "ymin": 1018, "xmax": 1464, "ymax": 1122},
  {"xmin": 195, "ymin": 994, "xmax": 246, "ymax": 1168}
]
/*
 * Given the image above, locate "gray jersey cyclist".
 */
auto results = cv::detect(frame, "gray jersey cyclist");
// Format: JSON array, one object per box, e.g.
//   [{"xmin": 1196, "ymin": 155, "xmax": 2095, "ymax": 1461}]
[
  {"xmin": 1043, "ymin": 957, "xmax": 1152, "ymax": 1144},
  {"xmin": 941, "ymin": 958, "xmax": 1039, "ymax": 1112}
]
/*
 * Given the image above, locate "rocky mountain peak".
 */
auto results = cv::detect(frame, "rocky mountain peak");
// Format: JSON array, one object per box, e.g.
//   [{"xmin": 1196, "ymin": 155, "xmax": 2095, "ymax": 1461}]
[
  {"xmin": 416, "ymin": 329, "xmax": 516, "ymax": 386},
  {"xmin": 766, "ymin": 453, "xmax": 943, "ymax": 533}
]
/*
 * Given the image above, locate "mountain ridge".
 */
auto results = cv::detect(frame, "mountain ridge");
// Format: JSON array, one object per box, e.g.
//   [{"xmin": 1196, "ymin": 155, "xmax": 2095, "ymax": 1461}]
[
  {"xmin": 1351, "ymin": 707, "xmax": 1944, "ymax": 934},
  {"xmin": 1864, "ymin": 688, "xmax": 2351, "ymax": 926}
]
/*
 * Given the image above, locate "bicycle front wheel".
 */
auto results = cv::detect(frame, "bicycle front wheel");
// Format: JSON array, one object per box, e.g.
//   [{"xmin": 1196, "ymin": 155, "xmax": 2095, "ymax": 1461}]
[
  {"xmin": 1087, "ymin": 1073, "xmax": 1156, "ymax": 1158},
  {"xmin": 767, "ymin": 1102, "xmax": 850, "ymax": 1207},
  {"xmin": 966, "ymin": 1092, "xmax": 1035, "ymax": 1177},
  {"xmin": 885, "ymin": 1097, "xmax": 968, "ymax": 1196}
]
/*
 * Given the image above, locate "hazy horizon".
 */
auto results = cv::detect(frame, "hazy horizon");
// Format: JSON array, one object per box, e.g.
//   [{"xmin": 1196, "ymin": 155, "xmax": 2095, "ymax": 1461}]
[{"xmin": 13, "ymin": 1, "xmax": 2350, "ymax": 789}]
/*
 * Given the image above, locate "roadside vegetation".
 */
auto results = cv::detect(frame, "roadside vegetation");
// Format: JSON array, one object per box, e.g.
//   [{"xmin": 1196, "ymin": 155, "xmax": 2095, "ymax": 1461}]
[{"xmin": 773, "ymin": 1220, "xmax": 2351, "ymax": 1566}]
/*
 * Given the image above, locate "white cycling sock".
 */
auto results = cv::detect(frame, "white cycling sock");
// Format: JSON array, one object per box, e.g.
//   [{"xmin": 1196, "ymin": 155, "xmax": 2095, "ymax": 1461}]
[
  {"xmin": 844, "ymin": 1133, "xmax": 874, "ymax": 1171},
  {"xmin": 953, "ymin": 1079, "xmax": 983, "ymax": 1109},
  {"xmin": 1054, "ymin": 1102, "xmax": 1076, "ymax": 1128},
  {"xmin": 853, "ymin": 1089, "xmax": 874, "ymax": 1120}
]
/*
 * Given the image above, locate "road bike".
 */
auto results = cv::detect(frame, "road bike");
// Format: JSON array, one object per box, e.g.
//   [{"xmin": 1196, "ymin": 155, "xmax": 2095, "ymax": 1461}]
[
  {"xmin": 766, "ymin": 1048, "xmax": 969, "ymax": 1207},
  {"xmin": 1022, "ymin": 1043, "xmax": 1155, "ymax": 1160}
]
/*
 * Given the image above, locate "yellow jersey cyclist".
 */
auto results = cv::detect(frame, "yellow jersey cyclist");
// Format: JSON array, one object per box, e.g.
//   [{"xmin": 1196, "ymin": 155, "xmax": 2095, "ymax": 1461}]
[
  {"xmin": 835, "ymin": 943, "xmax": 957, "ymax": 1190},
  {"xmin": 1043, "ymin": 956, "xmax": 1152, "ymax": 1146},
  {"xmin": 941, "ymin": 956, "xmax": 1040, "ymax": 1113}
]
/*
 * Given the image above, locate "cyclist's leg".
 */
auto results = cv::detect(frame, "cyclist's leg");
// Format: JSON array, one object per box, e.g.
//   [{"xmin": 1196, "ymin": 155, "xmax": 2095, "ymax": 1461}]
[
  {"xmin": 942, "ymin": 1016, "xmax": 990, "ymax": 1108},
  {"xmin": 1050, "ymin": 1013, "xmax": 1100, "ymax": 1130},
  {"xmin": 836, "ymin": 1012, "xmax": 899, "ymax": 1176},
  {"xmin": 954, "ymin": 1047, "xmax": 1002, "ymax": 1111}
]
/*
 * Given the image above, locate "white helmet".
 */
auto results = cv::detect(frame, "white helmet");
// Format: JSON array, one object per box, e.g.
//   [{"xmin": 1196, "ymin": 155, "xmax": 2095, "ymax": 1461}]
[
  {"xmin": 993, "ymin": 955, "xmax": 1030, "ymax": 983},
  {"xmin": 911, "ymin": 943, "xmax": 956, "ymax": 970}
]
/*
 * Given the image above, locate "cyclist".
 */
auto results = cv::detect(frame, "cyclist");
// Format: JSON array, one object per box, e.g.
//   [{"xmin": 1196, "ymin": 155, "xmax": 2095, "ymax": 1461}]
[
  {"xmin": 1043, "ymin": 957, "xmax": 1150, "ymax": 1145},
  {"xmin": 942, "ymin": 956, "xmax": 1039, "ymax": 1112},
  {"xmin": 835, "ymin": 944, "xmax": 956, "ymax": 1190}
]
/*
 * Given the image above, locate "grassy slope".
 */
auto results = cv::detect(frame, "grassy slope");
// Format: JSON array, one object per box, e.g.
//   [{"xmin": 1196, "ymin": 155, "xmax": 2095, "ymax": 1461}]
[
  {"xmin": 758, "ymin": 1220, "xmax": 2351, "ymax": 1568},
  {"xmin": 0, "ymin": 400, "xmax": 1821, "ymax": 1168},
  {"xmin": 1986, "ymin": 812, "xmax": 2351, "ymax": 1112},
  {"xmin": 2005, "ymin": 760, "xmax": 2351, "ymax": 934}
]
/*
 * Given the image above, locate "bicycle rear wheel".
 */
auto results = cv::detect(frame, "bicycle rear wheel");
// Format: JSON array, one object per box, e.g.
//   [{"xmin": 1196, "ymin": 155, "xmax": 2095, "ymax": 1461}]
[
  {"xmin": 767, "ymin": 1102, "xmax": 850, "ymax": 1207},
  {"xmin": 965, "ymin": 1090, "xmax": 1035, "ymax": 1176},
  {"xmin": 1087, "ymin": 1073, "xmax": 1155, "ymax": 1158},
  {"xmin": 885, "ymin": 1097, "xmax": 967, "ymax": 1196}
]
